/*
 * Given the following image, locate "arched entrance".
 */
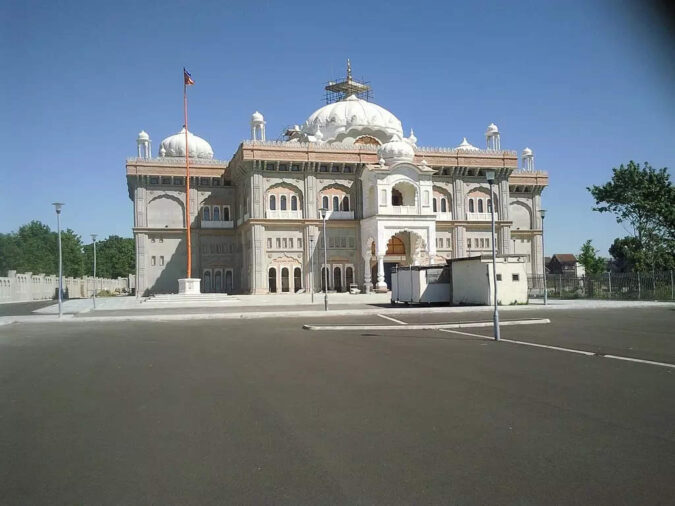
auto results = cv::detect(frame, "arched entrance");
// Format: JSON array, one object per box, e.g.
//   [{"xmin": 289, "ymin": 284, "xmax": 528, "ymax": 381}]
[
  {"xmin": 268, "ymin": 268, "xmax": 277, "ymax": 293},
  {"xmin": 369, "ymin": 230, "xmax": 430, "ymax": 291}
]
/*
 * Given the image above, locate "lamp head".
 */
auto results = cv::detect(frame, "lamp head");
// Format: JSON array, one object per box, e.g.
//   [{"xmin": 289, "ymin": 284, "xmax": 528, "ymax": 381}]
[
  {"xmin": 318, "ymin": 207, "xmax": 328, "ymax": 219},
  {"xmin": 540, "ymin": 209, "xmax": 547, "ymax": 219},
  {"xmin": 484, "ymin": 170, "xmax": 496, "ymax": 183},
  {"xmin": 52, "ymin": 202, "xmax": 64, "ymax": 213},
  {"xmin": 91, "ymin": 234, "xmax": 98, "ymax": 242}
]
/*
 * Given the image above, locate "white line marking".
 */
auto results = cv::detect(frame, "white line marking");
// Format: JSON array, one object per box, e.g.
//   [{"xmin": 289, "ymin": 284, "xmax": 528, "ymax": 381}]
[
  {"xmin": 438, "ymin": 329, "xmax": 675, "ymax": 368},
  {"xmin": 303, "ymin": 318, "xmax": 550, "ymax": 331},
  {"xmin": 377, "ymin": 314, "xmax": 407, "ymax": 325},
  {"xmin": 603, "ymin": 355, "xmax": 675, "ymax": 369}
]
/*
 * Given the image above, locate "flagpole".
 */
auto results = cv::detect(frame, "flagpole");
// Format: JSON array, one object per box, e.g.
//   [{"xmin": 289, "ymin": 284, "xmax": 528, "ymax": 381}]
[{"xmin": 183, "ymin": 74, "xmax": 192, "ymax": 279}]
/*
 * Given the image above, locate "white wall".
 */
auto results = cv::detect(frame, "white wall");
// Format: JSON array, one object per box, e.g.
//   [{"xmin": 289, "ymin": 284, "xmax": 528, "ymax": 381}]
[
  {"xmin": 452, "ymin": 257, "xmax": 528, "ymax": 305},
  {"xmin": 0, "ymin": 271, "xmax": 130, "ymax": 303}
]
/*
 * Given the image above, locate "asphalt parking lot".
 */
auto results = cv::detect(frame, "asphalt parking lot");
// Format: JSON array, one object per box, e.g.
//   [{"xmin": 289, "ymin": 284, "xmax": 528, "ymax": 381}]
[{"xmin": 1, "ymin": 307, "xmax": 673, "ymax": 505}]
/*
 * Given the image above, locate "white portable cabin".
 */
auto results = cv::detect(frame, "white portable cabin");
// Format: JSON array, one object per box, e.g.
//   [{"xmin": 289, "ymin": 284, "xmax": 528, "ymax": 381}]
[
  {"xmin": 391, "ymin": 265, "xmax": 452, "ymax": 304},
  {"xmin": 450, "ymin": 255, "xmax": 528, "ymax": 305},
  {"xmin": 391, "ymin": 255, "xmax": 528, "ymax": 306}
]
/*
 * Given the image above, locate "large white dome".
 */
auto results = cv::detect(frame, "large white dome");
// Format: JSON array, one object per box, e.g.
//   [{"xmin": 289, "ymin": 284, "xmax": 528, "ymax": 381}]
[
  {"xmin": 159, "ymin": 127, "xmax": 214, "ymax": 159},
  {"xmin": 301, "ymin": 95, "xmax": 403, "ymax": 144}
]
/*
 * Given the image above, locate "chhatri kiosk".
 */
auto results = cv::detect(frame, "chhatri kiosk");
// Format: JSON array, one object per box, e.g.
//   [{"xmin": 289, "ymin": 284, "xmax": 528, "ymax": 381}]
[{"xmin": 126, "ymin": 63, "xmax": 548, "ymax": 295}]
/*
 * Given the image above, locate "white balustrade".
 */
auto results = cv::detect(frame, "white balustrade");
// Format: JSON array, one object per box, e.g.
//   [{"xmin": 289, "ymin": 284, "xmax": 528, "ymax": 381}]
[
  {"xmin": 326, "ymin": 210, "xmax": 354, "ymax": 220},
  {"xmin": 202, "ymin": 220, "xmax": 234, "ymax": 229},
  {"xmin": 466, "ymin": 212, "xmax": 498, "ymax": 221},
  {"xmin": 266, "ymin": 210, "xmax": 303, "ymax": 220}
]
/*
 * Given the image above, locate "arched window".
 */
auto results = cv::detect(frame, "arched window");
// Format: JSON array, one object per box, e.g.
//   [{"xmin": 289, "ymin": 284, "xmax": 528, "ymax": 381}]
[
  {"xmin": 342, "ymin": 196, "xmax": 350, "ymax": 211},
  {"xmin": 203, "ymin": 271, "xmax": 211, "ymax": 293},
  {"xmin": 441, "ymin": 198, "xmax": 447, "ymax": 212},
  {"xmin": 333, "ymin": 266, "xmax": 342, "ymax": 292},
  {"xmin": 293, "ymin": 267, "xmax": 302, "ymax": 292},
  {"xmin": 213, "ymin": 206, "xmax": 220, "ymax": 221},
  {"xmin": 432, "ymin": 198, "xmax": 438, "ymax": 212},
  {"xmin": 269, "ymin": 268, "xmax": 277, "ymax": 293},
  {"xmin": 478, "ymin": 199, "xmax": 484, "ymax": 213},
  {"xmin": 468, "ymin": 199, "xmax": 475, "ymax": 213},
  {"xmin": 487, "ymin": 199, "xmax": 492, "ymax": 213},
  {"xmin": 332, "ymin": 196, "xmax": 339, "ymax": 212},
  {"xmin": 214, "ymin": 270, "xmax": 222, "ymax": 292},
  {"xmin": 321, "ymin": 267, "xmax": 328, "ymax": 292},
  {"xmin": 291, "ymin": 195, "xmax": 298, "ymax": 211},
  {"xmin": 225, "ymin": 270, "xmax": 233, "ymax": 293},
  {"xmin": 203, "ymin": 206, "xmax": 210, "ymax": 221},
  {"xmin": 322, "ymin": 195, "xmax": 329, "ymax": 210},
  {"xmin": 391, "ymin": 189, "xmax": 403, "ymax": 206},
  {"xmin": 223, "ymin": 206, "xmax": 230, "ymax": 221},
  {"xmin": 269, "ymin": 195, "xmax": 276, "ymax": 210},
  {"xmin": 346, "ymin": 266, "xmax": 354, "ymax": 288},
  {"xmin": 281, "ymin": 267, "xmax": 290, "ymax": 292},
  {"xmin": 280, "ymin": 195, "xmax": 287, "ymax": 211}
]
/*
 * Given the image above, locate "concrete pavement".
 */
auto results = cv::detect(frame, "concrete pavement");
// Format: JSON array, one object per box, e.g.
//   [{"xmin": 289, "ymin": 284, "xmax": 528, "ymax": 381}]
[{"xmin": 0, "ymin": 306, "xmax": 673, "ymax": 505}]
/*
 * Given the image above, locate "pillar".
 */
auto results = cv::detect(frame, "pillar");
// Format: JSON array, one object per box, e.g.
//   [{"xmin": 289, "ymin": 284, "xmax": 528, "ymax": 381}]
[{"xmin": 376, "ymin": 255, "xmax": 387, "ymax": 292}]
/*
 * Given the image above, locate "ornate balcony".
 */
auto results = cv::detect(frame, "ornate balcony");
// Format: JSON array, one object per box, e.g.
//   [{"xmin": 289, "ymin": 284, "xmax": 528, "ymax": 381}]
[
  {"xmin": 326, "ymin": 210, "xmax": 354, "ymax": 220},
  {"xmin": 266, "ymin": 210, "xmax": 303, "ymax": 220},
  {"xmin": 202, "ymin": 220, "xmax": 234, "ymax": 229},
  {"xmin": 466, "ymin": 212, "xmax": 498, "ymax": 221}
]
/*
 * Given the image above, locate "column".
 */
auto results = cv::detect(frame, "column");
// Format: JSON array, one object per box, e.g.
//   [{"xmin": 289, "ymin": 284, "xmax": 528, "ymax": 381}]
[
  {"xmin": 376, "ymin": 255, "xmax": 387, "ymax": 292},
  {"xmin": 252, "ymin": 169, "xmax": 262, "ymax": 219},
  {"xmin": 363, "ymin": 256, "xmax": 372, "ymax": 292},
  {"xmin": 499, "ymin": 226, "xmax": 511, "ymax": 254},
  {"xmin": 454, "ymin": 225, "xmax": 466, "ymax": 258},
  {"xmin": 532, "ymin": 233, "xmax": 543, "ymax": 278},
  {"xmin": 251, "ymin": 224, "xmax": 266, "ymax": 294}
]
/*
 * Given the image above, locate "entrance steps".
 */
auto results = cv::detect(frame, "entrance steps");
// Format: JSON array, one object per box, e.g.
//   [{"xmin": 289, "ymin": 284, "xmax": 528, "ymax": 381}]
[{"xmin": 144, "ymin": 293, "xmax": 239, "ymax": 304}]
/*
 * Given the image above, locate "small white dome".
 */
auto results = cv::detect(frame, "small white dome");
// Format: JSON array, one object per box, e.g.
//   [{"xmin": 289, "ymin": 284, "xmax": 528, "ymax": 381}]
[
  {"xmin": 486, "ymin": 123, "xmax": 499, "ymax": 135},
  {"xmin": 522, "ymin": 147, "xmax": 533, "ymax": 156},
  {"xmin": 406, "ymin": 128, "xmax": 418, "ymax": 147},
  {"xmin": 378, "ymin": 136, "xmax": 415, "ymax": 164},
  {"xmin": 159, "ymin": 127, "xmax": 214, "ymax": 159},
  {"xmin": 251, "ymin": 111, "xmax": 264, "ymax": 123},
  {"xmin": 455, "ymin": 137, "xmax": 480, "ymax": 151},
  {"xmin": 137, "ymin": 130, "xmax": 149, "ymax": 141},
  {"xmin": 301, "ymin": 94, "xmax": 403, "ymax": 144}
]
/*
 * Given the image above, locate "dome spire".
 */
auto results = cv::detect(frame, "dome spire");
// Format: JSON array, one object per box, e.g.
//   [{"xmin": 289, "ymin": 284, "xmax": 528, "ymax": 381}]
[{"xmin": 347, "ymin": 58, "xmax": 352, "ymax": 81}]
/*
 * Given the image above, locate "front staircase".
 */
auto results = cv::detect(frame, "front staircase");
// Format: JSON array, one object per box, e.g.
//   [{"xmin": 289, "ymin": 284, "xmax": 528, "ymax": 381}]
[{"xmin": 144, "ymin": 293, "xmax": 239, "ymax": 304}]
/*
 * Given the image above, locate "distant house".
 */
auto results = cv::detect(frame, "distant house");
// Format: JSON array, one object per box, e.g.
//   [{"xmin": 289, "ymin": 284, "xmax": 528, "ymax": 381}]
[{"xmin": 547, "ymin": 254, "xmax": 586, "ymax": 277}]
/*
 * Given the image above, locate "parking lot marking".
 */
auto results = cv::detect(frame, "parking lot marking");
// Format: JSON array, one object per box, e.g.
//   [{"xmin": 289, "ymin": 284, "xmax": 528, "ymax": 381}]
[
  {"xmin": 378, "ymin": 314, "xmax": 407, "ymax": 325},
  {"xmin": 439, "ymin": 329, "xmax": 675, "ymax": 368},
  {"xmin": 303, "ymin": 318, "xmax": 550, "ymax": 331}
]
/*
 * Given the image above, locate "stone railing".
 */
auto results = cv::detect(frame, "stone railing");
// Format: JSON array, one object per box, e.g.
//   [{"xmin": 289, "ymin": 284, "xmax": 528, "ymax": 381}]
[
  {"xmin": 126, "ymin": 157, "xmax": 229, "ymax": 165},
  {"xmin": 416, "ymin": 146, "xmax": 517, "ymax": 156},
  {"xmin": 202, "ymin": 220, "xmax": 234, "ymax": 229},
  {"xmin": 0, "ymin": 271, "xmax": 133, "ymax": 303}
]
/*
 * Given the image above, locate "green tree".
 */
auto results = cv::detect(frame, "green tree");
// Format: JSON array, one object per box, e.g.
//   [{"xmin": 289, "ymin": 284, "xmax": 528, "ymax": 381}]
[
  {"xmin": 0, "ymin": 233, "xmax": 20, "ymax": 275},
  {"xmin": 60, "ymin": 229, "xmax": 84, "ymax": 277},
  {"xmin": 588, "ymin": 161, "xmax": 675, "ymax": 271},
  {"xmin": 578, "ymin": 240, "xmax": 607, "ymax": 275},
  {"xmin": 83, "ymin": 236, "xmax": 135, "ymax": 278},
  {"xmin": 12, "ymin": 221, "xmax": 58, "ymax": 275}
]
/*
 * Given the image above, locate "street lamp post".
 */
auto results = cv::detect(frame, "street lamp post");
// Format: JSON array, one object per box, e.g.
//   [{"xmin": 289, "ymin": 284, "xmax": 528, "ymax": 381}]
[
  {"xmin": 91, "ymin": 234, "xmax": 98, "ymax": 309},
  {"xmin": 310, "ymin": 236, "xmax": 315, "ymax": 304},
  {"xmin": 485, "ymin": 171, "xmax": 500, "ymax": 341},
  {"xmin": 52, "ymin": 203, "xmax": 64, "ymax": 318},
  {"xmin": 319, "ymin": 208, "xmax": 329, "ymax": 311},
  {"xmin": 540, "ymin": 209, "xmax": 547, "ymax": 305}
]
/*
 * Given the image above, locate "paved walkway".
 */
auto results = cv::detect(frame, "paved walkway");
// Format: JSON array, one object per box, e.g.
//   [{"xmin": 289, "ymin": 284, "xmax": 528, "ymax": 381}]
[{"xmin": 0, "ymin": 296, "xmax": 672, "ymax": 326}]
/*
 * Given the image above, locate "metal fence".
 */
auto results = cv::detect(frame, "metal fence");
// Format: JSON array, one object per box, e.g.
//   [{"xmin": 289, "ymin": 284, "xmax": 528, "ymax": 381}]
[{"xmin": 528, "ymin": 271, "xmax": 675, "ymax": 301}]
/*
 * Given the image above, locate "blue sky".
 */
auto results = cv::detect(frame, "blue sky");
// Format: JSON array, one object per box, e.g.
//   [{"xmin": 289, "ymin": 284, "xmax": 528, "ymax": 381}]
[{"xmin": 1, "ymin": 0, "xmax": 673, "ymax": 256}]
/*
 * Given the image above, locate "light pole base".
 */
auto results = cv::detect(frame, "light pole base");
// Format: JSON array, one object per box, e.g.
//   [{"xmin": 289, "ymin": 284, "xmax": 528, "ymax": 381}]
[{"xmin": 178, "ymin": 278, "xmax": 201, "ymax": 294}]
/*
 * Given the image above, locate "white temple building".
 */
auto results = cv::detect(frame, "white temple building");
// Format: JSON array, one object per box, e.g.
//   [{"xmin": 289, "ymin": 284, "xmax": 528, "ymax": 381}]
[{"xmin": 126, "ymin": 64, "xmax": 548, "ymax": 295}]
